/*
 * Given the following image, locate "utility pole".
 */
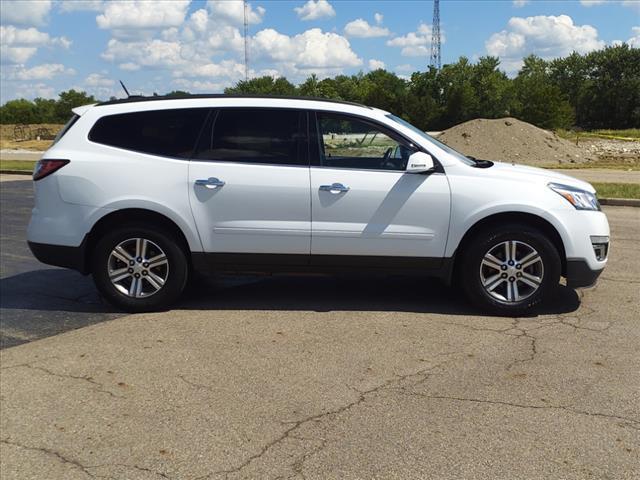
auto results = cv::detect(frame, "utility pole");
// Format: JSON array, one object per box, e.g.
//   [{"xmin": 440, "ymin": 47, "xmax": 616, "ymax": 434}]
[
  {"xmin": 430, "ymin": 0, "xmax": 441, "ymax": 70},
  {"xmin": 243, "ymin": 0, "xmax": 249, "ymax": 82}
]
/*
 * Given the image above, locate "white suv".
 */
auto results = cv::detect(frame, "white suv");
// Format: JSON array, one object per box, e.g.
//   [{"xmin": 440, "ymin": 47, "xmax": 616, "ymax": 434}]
[{"xmin": 27, "ymin": 95, "xmax": 609, "ymax": 314}]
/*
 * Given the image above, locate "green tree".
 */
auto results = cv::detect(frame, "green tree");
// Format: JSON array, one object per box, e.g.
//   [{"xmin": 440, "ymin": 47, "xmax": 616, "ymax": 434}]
[
  {"xmin": 33, "ymin": 98, "xmax": 57, "ymax": 123},
  {"xmin": 0, "ymin": 99, "xmax": 37, "ymax": 124},
  {"xmin": 54, "ymin": 90, "xmax": 97, "ymax": 122},
  {"xmin": 360, "ymin": 69, "xmax": 407, "ymax": 114},
  {"xmin": 224, "ymin": 76, "xmax": 296, "ymax": 95},
  {"xmin": 512, "ymin": 55, "xmax": 574, "ymax": 129},
  {"xmin": 405, "ymin": 68, "xmax": 442, "ymax": 130},
  {"xmin": 580, "ymin": 45, "xmax": 640, "ymax": 128}
]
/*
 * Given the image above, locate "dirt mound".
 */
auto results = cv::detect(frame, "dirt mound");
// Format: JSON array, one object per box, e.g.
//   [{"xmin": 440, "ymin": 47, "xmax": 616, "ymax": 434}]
[{"xmin": 438, "ymin": 117, "xmax": 593, "ymax": 166}]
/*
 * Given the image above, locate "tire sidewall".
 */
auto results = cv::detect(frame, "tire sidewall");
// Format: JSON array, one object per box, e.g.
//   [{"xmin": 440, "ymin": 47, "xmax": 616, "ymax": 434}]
[
  {"xmin": 92, "ymin": 225, "xmax": 188, "ymax": 312},
  {"xmin": 461, "ymin": 225, "xmax": 561, "ymax": 315}
]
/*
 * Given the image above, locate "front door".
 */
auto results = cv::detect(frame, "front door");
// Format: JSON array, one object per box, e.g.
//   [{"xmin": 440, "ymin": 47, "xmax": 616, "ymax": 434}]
[
  {"xmin": 310, "ymin": 111, "xmax": 451, "ymax": 265},
  {"xmin": 189, "ymin": 108, "xmax": 311, "ymax": 256}
]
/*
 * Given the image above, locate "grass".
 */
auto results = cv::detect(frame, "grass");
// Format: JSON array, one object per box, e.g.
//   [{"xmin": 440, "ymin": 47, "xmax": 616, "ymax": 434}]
[
  {"xmin": 593, "ymin": 182, "xmax": 640, "ymax": 200},
  {"xmin": 0, "ymin": 159, "xmax": 36, "ymax": 172},
  {"xmin": 541, "ymin": 157, "xmax": 640, "ymax": 171},
  {"xmin": 556, "ymin": 128, "xmax": 640, "ymax": 142}
]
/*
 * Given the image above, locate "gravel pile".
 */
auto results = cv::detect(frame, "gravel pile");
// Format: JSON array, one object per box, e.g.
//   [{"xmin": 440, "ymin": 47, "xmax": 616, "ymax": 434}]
[{"xmin": 438, "ymin": 117, "xmax": 593, "ymax": 166}]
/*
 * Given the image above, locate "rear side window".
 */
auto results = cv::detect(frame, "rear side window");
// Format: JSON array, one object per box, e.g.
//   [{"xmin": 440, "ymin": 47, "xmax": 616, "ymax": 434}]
[
  {"xmin": 52, "ymin": 114, "xmax": 79, "ymax": 145},
  {"xmin": 89, "ymin": 108, "xmax": 209, "ymax": 158},
  {"xmin": 194, "ymin": 108, "xmax": 306, "ymax": 166}
]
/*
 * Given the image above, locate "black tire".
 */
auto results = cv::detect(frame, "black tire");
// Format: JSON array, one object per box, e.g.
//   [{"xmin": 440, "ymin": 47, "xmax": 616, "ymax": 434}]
[
  {"xmin": 91, "ymin": 224, "xmax": 189, "ymax": 312},
  {"xmin": 458, "ymin": 223, "xmax": 561, "ymax": 316}
]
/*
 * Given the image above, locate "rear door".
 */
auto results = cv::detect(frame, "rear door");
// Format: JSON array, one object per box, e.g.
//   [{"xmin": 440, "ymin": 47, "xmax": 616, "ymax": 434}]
[
  {"xmin": 188, "ymin": 108, "xmax": 311, "ymax": 257},
  {"xmin": 309, "ymin": 111, "xmax": 451, "ymax": 264}
]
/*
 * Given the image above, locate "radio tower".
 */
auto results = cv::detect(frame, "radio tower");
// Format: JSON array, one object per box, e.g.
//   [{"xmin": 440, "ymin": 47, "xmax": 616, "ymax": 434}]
[
  {"xmin": 430, "ymin": 0, "xmax": 441, "ymax": 70},
  {"xmin": 243, "ymin": 0, "xmax": 249, "ymax": 81}
]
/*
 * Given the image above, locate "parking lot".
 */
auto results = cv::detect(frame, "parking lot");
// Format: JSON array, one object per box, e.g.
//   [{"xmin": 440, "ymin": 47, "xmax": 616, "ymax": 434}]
[{"xmin": 1, "ymin": 175, "xmax": 638, "ymax": 479}]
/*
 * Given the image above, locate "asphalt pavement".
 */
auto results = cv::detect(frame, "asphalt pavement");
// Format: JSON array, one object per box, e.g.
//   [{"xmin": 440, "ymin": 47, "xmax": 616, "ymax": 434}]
[{"xmin": 0, "ymin": 175, "xmax": 639, "ymax": 479}]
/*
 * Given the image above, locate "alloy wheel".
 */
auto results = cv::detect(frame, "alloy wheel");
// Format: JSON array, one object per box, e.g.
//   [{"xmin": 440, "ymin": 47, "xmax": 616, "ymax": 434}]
[
  {"xmin": 107, "ymin": 238, "xmax": 169, "ymax": 298},
  {"xmin": 479, "ymin": 240, "xmax": 544, "ymax": 303}
]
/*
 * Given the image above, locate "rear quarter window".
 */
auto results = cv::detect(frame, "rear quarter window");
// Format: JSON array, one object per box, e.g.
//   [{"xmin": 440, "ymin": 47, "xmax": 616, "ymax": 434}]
[{"xmin": 88, "ymin": 108, "xmax": 209, "ymax": 158}]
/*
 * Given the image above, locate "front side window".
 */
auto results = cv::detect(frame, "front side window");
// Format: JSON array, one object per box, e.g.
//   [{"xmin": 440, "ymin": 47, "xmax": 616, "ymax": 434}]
[
  {"xmin": 316, "ymin": 112, "xmax": 415, "ymax": 171},
  {"xmin": 89, "ymin": 108, "xmax": 209, "ymax": 158},
  {"xmin": 194, "ymin": 108, "xmax": 306, "ymax": 166}
]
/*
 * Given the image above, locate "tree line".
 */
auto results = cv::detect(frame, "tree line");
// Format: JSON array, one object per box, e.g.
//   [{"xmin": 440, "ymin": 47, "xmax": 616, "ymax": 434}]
[{"xmin": 1, "ymin": 44, "xmax": 637, "ymax": 131}]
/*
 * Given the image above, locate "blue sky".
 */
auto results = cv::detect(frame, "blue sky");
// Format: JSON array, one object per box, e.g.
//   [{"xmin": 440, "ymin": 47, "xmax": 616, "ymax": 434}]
[{"xmin": 1, "ymin": 0, "xmax": 638, "ymax": 103}]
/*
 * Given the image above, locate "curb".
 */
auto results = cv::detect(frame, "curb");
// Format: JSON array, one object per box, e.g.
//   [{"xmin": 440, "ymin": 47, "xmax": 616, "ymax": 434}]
[
  {"xmin": 599, "ymin": 198, "xmax": 640, "ymax": 207},
  {"xmin": 0, "ymin": 170, "xmax": 31, "ymax": 175}
]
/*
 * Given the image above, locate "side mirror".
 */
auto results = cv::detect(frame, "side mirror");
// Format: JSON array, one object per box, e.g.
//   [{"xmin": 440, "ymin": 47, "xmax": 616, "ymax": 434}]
[{"xmin": 406, "ymin": 152, "xmax": 434, "ymax": 173}]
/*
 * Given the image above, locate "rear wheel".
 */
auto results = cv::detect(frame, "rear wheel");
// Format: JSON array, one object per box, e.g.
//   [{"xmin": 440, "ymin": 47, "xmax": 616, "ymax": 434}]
[
  {"xmin": 91, "ymin": 225, "xmax": 189, "ymax": 312},
  {"xmin": 459, "ymin": 224, "xmax": 561, "ymax": 315}
]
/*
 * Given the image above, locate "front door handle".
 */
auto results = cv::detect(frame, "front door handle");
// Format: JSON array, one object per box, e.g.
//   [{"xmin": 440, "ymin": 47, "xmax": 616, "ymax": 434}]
[
  {"xmin": 195, "ymin": 177, "xmax": 225, "ymax": 189},
  {"xmin": 319, "ymin": 183, "xmax": 350, "ymax": 194}
]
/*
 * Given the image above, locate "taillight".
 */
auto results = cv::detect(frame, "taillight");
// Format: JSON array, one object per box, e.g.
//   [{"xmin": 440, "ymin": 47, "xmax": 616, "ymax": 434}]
[{"xmin": 33, "ymin": 159, "xmax": 70, "ymax": 181}]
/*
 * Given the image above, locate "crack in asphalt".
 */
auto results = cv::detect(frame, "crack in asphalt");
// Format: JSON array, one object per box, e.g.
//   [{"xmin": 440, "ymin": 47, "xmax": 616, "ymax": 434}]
[
  {"xmin": 5, "ymin": 363, "xmax": 123, "ymax": 399},
  {"xmin": 203, "ymin": 359, "xmax": 453, "ymax": 479},
  {"xmin": 1, "ymin": 438, "xmax": 173, "ymax": 479},
  {"xmin": 399, "ymin": 394, "xmax": 640, "ymax": 430},
  {"xmin": 1, "ymin": 438, "xmax": 103, "ymax": 479}
]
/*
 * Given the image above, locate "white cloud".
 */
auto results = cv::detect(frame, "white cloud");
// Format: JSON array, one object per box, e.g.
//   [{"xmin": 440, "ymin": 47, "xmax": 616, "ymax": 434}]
[
  {"xmin": 485, "ymin": 15, "xmax": 605, "ymax": 73},
  {"xmin": 395, "ymin": 63, "xmax": 414, "ymax": 73},
  {"xmin": 622, "ymin": 0, "xmax": 640, "ymax": 12},
  {"xmin": 252, "ymin": 28, "xmax": 362, "ymax": 72},
  {"xmin": 85, "ymin": 73, "xmax": 115, "ymax": 87},
  {"xmin": 579, "ymin": 0, "xmax": 606, "ymax": 6},
  {"xmin": 5, "ymin": 63, "xmax": 75, "ymax": 80},
  {"xmin": 513, "ymin": 0, "xmax": 530, "ymax": 7},
  {"xmin": 0, "ymin": 25, "xmax": 71, "ymax": 64},
  {"xmin": 344, "ymin": 19, "xmax": 390, "ymax": 38},
  {"xmin": 628, "ymin": 26, "xmax": 640, "ymax": 47},
  {"xmin": 59, "ymin": 0, "xmax": 104, "ymax": 12},
  {"xmin": 208, "ymin": 0, "xmax": 265, "ymax": 25},
  {"xmin": 173, "ymin": 59, "xmax": 246, "ymax": 80},
  {"xmin": 102, "ymin": 38, "xmax": 184, "ymax": 67},
  {"xmin": 368, "ymin": 59, "xmax": 385, "ymax": 70},
  {"xmin": 387, "ymin": 24, "xmax": 438, "ymax": 57},
  {"xmin": 15, "ymin": 82, "xmax": 56, "ymax": 100},
  {"xmin": 173, "ymin": 78, "xmax": 228, "ymax": 93},
  {"xmin": 97, "ymin": 0, "xmax": 190, "ymax": 30},
  {"xmin": 0, "ymin": 46, "xmax": 36, "ymax": 63},
  {"xmin": 294, "ymin": 0, "xmax": 335, "ymax": 21},
  {"xmin": 0, "ymin": 25, "xmax": 49, "ymax": 45},
  {"xmin": 0, "ymin": 0, "xmax": 52, "ymax": 26},
  {"xmin": 374, "ymin": 13, "xmax": 383, "ymax": 25},
  {"xmin": 118, "ymin": 62, "xmax": 141, "ymax": 71},
  {"xmin": 98, "ymin": 1, "xmax": 359, "ymax": 88}
]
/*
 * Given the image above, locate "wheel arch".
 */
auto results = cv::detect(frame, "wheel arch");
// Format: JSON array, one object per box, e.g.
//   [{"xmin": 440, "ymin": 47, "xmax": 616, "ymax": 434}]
[
  {"xmin": 84, "ymin": 208, "xmax": 193, "ymax": 274},
  {"xmin": 451, "ymin": 211, "xmax": 568, "ymax": 278}
]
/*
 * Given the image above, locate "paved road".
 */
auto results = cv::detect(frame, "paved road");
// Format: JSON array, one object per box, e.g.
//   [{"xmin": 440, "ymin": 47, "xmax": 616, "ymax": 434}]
[
  {"xmin": 0, "ymin": 177, "xmax": 122, "ymax": 349},
  {"xmin": 1, "ymin": 178, "xmax": 639, "ymax": 479}
]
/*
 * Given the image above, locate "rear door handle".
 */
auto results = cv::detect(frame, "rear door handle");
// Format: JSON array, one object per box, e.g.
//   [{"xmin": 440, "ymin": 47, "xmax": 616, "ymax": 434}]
[
  {"xmin": 319, "ymin": 183, "xmax": 350, "ymax": 194},
  {"xmin": 195, "ymin": 177, "xmax": 225, "ymax": 189}
]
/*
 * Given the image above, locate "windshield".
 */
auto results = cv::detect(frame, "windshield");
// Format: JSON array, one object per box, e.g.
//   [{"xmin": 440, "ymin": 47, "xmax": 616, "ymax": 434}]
[{"xmin": 385, "ymin": 114, "xmax": 475, "ymax": 166}]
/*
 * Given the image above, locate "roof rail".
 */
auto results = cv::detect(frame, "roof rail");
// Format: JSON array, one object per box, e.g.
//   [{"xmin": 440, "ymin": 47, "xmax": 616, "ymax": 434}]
[{"xmin": 96, "ymin": 93, "xmax": 371, "ymax": 109}]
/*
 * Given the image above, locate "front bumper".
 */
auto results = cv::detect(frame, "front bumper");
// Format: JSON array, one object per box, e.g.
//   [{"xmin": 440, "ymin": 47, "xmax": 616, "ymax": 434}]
[{"xmin": 566, "ymin": 259, "xmax": 604, "ymax": 288}]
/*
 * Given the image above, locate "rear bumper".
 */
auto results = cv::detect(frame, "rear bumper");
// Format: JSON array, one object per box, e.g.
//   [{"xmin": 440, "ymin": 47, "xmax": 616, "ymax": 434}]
[
  {"xmin": 566, "ymin": 259, "xmax": 604, "ymax": 288},
  {"xmin": 28, "ymin": 240, "xmax": 88, "ymax": 274}
]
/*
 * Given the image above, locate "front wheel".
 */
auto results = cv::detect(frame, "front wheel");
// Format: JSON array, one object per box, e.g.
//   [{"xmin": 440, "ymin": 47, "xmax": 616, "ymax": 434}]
[
  {"xmin": 91, "ymin": 225, "xmax": 189, "ymax": 312},
  {"xmin": 459, "ymin": 224, "xmax": 561, "ymax": 315}
]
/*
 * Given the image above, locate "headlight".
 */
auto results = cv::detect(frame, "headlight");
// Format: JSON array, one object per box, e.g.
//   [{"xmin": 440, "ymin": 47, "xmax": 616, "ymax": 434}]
[{"xmin": 548, "ymin": 183, "xmax": 600, "ymax": 211}]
